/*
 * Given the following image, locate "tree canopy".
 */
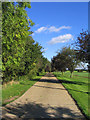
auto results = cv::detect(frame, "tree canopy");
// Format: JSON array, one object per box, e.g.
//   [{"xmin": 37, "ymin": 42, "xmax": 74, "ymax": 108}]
[
  {"xmin": 2, "ymin": 2, "xmax": 50, "ymax": 83},
  {"xmin": 74, "ymin": 30, "xmax": 89, "ymax": 63},
  {"xmin": 51, "ymin": 47, "xmax": 80, "ymax": 77}
]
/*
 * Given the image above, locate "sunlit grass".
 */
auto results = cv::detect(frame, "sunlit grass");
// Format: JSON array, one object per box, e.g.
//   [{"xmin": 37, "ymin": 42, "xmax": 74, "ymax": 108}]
[
  {"xmin": 53, "ymin": 71, "xmax": 89, "ymax": 119},
  {"xmin": 2, "ymin": 72, "xmax": 46, "ymax": 105}
]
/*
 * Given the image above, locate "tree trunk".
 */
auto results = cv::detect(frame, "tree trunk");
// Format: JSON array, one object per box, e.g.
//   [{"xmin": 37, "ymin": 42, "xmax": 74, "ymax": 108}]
[
  {"xmin": 62, "ymin": 72, "xmax": 64, "ymax": 75},
  {"xmin": 70, "ymin": 72, "xmax": 73, "ymax": 78}
]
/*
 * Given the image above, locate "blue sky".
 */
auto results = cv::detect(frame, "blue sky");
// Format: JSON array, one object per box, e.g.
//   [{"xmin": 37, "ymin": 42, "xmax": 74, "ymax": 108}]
[{"xmin": 25, "ymin": 2, "xmax": 88, "ymax": 63}]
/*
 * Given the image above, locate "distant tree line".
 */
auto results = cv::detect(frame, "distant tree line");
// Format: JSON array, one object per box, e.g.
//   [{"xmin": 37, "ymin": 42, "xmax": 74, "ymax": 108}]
[
  {"xmin": 2, "ymin": 2, "xmax": 50, "ymax": 83},
  {"xmin": 51, "ymin": 30, "xmax": 89, "ymax": 77}
]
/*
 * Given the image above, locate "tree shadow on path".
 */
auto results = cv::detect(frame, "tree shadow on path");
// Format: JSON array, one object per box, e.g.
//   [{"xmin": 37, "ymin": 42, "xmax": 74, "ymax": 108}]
[
  {"xmin": 2, "ymin": 102, "xmax": 85, "ymax": 120},
  {"xmin": 33, "ymin": 84, "xmax": 89, "ymax": 94}
]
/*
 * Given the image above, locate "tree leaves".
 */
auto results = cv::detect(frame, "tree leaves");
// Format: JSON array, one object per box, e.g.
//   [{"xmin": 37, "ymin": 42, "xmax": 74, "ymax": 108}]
[
  {"xmin": 2, "ymin": 2, "xmax": 49, "ymax": 83},
  {"xmin": 51, "ymin": 47, "xmax": 80, "ymax": 77},
  {"xmin": 75, "ymin": 30, "xmax": 89, "ymax": 63}
]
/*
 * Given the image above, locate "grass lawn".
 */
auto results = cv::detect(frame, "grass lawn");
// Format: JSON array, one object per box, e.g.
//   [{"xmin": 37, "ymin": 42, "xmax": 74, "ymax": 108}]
[
  {"xmin": 53, "ymin": 71, "xmax": 89, "ymax": 119},
  {"xmin": 2, "ymin": 72, "xmax": 46, "ymax": 106}
]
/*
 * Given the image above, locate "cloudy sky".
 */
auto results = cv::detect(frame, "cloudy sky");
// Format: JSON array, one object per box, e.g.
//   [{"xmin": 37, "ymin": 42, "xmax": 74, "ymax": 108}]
[{"xmin": 26, "ymin": 2, "xmax": 88, "ymax": 61}]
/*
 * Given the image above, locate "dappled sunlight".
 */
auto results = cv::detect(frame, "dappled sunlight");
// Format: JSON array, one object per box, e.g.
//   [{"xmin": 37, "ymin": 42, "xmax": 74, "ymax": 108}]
[
  {"xmin": 33, "ymin": 84, "xmax": 66, "ymax": 90},
  {"xmin": 2, "ymin": 102, "xmax": 85, "ymax": 120}
]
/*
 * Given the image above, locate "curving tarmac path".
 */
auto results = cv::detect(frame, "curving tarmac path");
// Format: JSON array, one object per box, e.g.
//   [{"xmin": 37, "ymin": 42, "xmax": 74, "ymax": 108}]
[{"xmin": 2, "ymin": 73, "xmax": 85, "ymax": 120}]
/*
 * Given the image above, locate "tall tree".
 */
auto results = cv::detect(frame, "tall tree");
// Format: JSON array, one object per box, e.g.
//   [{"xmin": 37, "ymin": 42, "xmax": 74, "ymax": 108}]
[
  {"xmin": 75, "ymin": 30, "xmax": 89, "ymax": 63},
  {"xmin": 51, "ymin": 47, "xmax": 79, "ymax": 77},
  {"xmin": 2, "ymin": 2, "xmax": 51, "ymax": 83},
  {"xmin": 2, "ymin": 2, "xmax": 34, "ymax": 82},
  {"xmin": 62, "ymin": 47, "xmax": 79, "ymax": 77}
]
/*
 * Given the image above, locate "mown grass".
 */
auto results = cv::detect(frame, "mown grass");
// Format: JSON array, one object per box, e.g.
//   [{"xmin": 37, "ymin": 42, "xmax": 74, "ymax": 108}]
[
  {"xmin": 53, "ymin": 71, "xmax": 89, "ymax": 119},
  {"xmin": 2, "ymin": 72, "xmax": 46, "ymax": 106}
]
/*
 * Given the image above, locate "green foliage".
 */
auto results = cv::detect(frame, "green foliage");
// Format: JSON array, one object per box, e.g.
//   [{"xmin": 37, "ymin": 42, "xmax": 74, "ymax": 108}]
[
  {"xmin": 2, "ymin": 2, "xmax": 49, "ymax": 83},
  {"xmin": 2, "ymin": 2, "xmax": 31, "ymax": 82},
  {"xmin": 74, "ymin": 30, "xmax": 89, "ymax": 72},
  {"xmin": 51, "ymin": 47, "xmax": 80, "ymax": 77},
  {"xmin": 75, "ymin": 30, "xmax": 89, "ymax": 63}
]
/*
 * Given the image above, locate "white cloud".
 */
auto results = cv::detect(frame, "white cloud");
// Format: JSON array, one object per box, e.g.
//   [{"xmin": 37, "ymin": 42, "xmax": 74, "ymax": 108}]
[
  {"xmin": 48, "ymin": 34, "xmax": 73, "ymax": 45},
  {"xmin": 48, "ymin": 26, "xmax": 71, "ymax": 32},
  {"xmin": 35, "ymin": 25, "xmax": 71, "ymax": 33},
  {"xmin": 35, "ymin": 27, "xmax": 47, "ymax": 33}
]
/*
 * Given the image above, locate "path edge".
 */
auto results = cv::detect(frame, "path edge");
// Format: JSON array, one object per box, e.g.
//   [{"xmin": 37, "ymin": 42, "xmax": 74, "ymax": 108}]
[{"xmin": 53, "ymin": 73, "xmax": 88, "ymax": 120}]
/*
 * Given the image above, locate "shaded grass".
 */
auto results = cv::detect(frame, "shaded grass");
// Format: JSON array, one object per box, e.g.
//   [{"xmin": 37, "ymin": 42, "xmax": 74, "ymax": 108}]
[
  {"xmin": 53, "ymin": 71, "xmax": 89, "ymax": 119},
  {"xmin": 2, "ymin": 72, "xmax": 46, "ymax": 106}
]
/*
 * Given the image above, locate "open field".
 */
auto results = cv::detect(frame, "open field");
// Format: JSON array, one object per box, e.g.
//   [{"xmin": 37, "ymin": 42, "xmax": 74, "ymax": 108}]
[
  {"xmin": 53, "ymin": 71, "xmax": 89, "ymax": 119},
  {"xmin": 2, "ymin": 72, "xmax": 46, "ymax": 106},
  {"xmin": 73, "ymin": 71, "xmax": 89, "ymax": 78}
]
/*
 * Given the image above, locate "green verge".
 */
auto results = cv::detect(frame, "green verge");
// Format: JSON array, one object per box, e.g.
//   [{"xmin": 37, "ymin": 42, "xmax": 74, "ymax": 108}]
[
  {"xmin": 2, "ymin": 72, "xmax": 46, "ymax": 106},
  {"xmin": 53, "ymin": 71, "xmax": 89, "ymax": 119}
]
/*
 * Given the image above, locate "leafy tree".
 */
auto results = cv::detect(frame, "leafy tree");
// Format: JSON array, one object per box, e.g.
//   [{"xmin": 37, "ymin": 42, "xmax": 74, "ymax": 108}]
[
  {"xmin": 23, "ymin": 36, "xmax": 42, "ymax": 75},
  {"xmin": 45, "ymin": 59, "xmax": 51, "ymax": 72},
  {"xmin": 62, "ymin": 47, "xmax": 79, "ymax": 77},
  {"xmin": 51, "ymin": 56, "xmax": 57, "ymax": 72},
  {"xmin": 74, "ymin": 30, "xmax": 89, "ymax": 72},
  {"xmin": 51, "ymin": 47, "xmax": 79, "ymax": 77},
  {"xmin": 2, "ymin": 2, "xmax": 51, "ymax": 83},
  {"xmin": 75, "ymin": 30, "xmax": 89, "ymax": 63},
  {"xmin": 51, "ymin": 50, "xmax": 67, "ymax": 75},
  {"xmin": 2, "ymin": 2, "xmax": 34, "ymax": 82}
]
